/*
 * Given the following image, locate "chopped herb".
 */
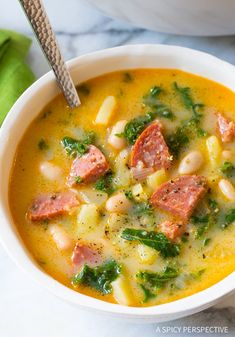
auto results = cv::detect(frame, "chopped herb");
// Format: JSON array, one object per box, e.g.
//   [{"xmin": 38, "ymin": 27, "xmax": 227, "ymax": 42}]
[
  {"xmin": 191, "ymin": 214, "xmax": 210, "ymax": 224},
  {"xmin": 74, "ymin": 176, "xmax": 82, "ymax": 184},
  {"xmin": 123, "ymin": 72, "xmax": 133, "ymax": 83},
  {"xmin": 191, "ymin": 214, "xmax": 211, "ymax": 238},
  {"xmin": 173, "ymin": 82, "xmax": 204, "ymax": 117},
  {"xmin": 122, "ymin": 113, "xmax": 152, "ymax": 144},
  {"xmin": 38, "ymin": 138, "xmax": 49, "ymax": 150},
  {"xmin": 72, "ymin": 259, "xmax": 121, "ymax": 295},
  {"xmin": 166, "ymin": 115, "xmax": 205, "ymax": 158},
  {"xmin": 143, "ymin": 86, "xmax": 163, "ymax": 106},
  {"xmin": 95, "ymin": 172, "xmax": 115, "ymax": 195},
  {"xmin": 41, "ymin": 219, "xmax": 49, "ymax": 230},
  {"xmin": 181, "ymin": 233, "xmax": 189, "ymax": 243},
  {"xmin": 121, "ymin": 228, "xmax": 180, "ymax": 258},
  {"xmin": 61, "ymin": 131, "xmax": 95, "ymax": 157},
  {"xmin": 77, "ymin": 84, "xmax": 90, "ymax": 96},
  {"xmin": 149, "ymin": 106, "xmax": 175, "ymax": 121},
  {"xmin": 166, "ymin": 83, "xmax": 206, "ymax": 157},
  {"xmin": 191, "ymin": 198, "xmax": 219, "ymax": 238},
  {"xmin": 166, "ymin": 125, "xmax": 189, "ymax": 158},
  {"xmin": 124, "ymin": 190, "xmax": 134, "ymax": 201},
  {"xmin": 137, "ymin": 266, "xmax": 179, "ymax": 300},
  {"xmin": 139, "ymin": 284, "xmax": 156, "ymax": 303},
  {"xmin": 197, "ymin": 128, "xmax": 208, "ymax": 137},
  {"xmin": 203, "ymin": 238, "xmax": 211, "ymax": 246},
  {"xmin": 195, "ymin": 197, "xmax": 235, "ymax": 232},
  {"xmin": 143, "ymin": 86, "xmax": 175, "ymax": 120},
  {"xmin": 189, "ymin": 269, "xmax": 205, "ymax": 280},
  {"xmin": 208, "ymin": 199, "xmax": 219, "ymax": 212},
  {"xmin": 224, "ymin": 209, "xmax": 235, "ymax": 228},
  {"xmin": 220, "ymin": 161, "xmax": 235, "ymax": 178},
  {"xmin": 133, "ymin": 202, "xmax": 154, "ymax": 217},
  {"xmin": 122, "ymin": 94, "xmax": 174, "ymax": 144},
  {"xmin": 124, "ymin": 193, "xmax": 155, "ymax": 219}
]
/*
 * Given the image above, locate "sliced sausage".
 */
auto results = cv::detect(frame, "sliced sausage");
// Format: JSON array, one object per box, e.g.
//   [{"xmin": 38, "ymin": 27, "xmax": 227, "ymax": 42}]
[
  {"xmin": 67, "ymin": 145, "xmax": 110, "ymax": 186},
  {"xmin": 158, "ymin": 220, "xmax": 186, "ymax": 241},
  {"xmin": 130, "ymin": 122, "xmax": 172, "ymax": 171},
  {"xmin": 28, "ymin": 191, "xmax": 79, "ymax": 221},
  {"xmin": 72, "ymin": 242, "xmax": 102, "ymax": 267},
  {"xmin": 217, "ymin": 113, "xmax": 235, "ymax": 143},
  {"xmin": 150, "ymin": 175, "xmax": 207, "ymax": 221}
]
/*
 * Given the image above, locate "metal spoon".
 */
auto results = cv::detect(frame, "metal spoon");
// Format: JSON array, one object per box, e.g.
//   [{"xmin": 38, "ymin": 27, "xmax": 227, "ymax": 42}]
[{"xmin": 19, "ymin": 0, "xmax": 80, "ymax": 108}]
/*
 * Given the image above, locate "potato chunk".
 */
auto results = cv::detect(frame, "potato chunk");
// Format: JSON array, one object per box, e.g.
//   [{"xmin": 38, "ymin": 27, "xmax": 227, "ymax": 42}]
[
  {"xmin": 132, "ymin": 183, "xmax": 147, "ymax": 202},
  {"xmin": 113, "ymin": 149, "xmax": 131, "ymax": 187},
  {"xmin": 77, "ymin": 204, "xmax": 99, "ymax": 233},
  {"xmin": 95, "ymin": 96, "xmax": 116, "ymax": 125},
  {"xmin": 137, "ymin": 244, "xmax": 158, "ymax": 264},
  {"xmin": 77, "ymin": 188, "xmax": 108, "ymax": 206},
  {"xmin": 206, "ymin": 135, "xmax": 222, "ymax": 168},
  {"xmin": 112, "ymin": 275, "xmax": 133, "ymax": 306},
  {"xmin": 146, "ymin": 169, "xmax": 167, "ymax": 190}
]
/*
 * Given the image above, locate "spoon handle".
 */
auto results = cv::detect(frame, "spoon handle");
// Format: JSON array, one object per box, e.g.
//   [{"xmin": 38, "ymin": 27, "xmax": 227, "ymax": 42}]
[{"xmin": 19, "ymin": 0, "xmax": 80, "ymax": 108}]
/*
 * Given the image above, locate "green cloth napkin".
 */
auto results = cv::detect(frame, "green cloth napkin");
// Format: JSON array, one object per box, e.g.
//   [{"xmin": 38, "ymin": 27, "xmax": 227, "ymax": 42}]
[{"xmin": 0, "ymin": 29, "xmax": 35, "ymax": 125}]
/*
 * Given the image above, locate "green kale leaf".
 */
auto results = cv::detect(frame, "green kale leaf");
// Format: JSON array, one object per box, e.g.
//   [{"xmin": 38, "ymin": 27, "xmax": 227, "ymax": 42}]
[
  {"xmin": 191, "ymin": 198, "xmax": 219, "ymax": 238},
  {"xmin": 137, "ymin": 266, "xmax": 179, "ymax": 301},
  {"xmin": 224, "ymin": 209, "xmax": 235, "ymax": 228},
  {"xmin": 139, "ymin": 284, "xmax": 156, "ymax": 303},
  {"xmin": 137, "ymin": 266, "xmax": 179, "ymax": 289},
  {"xmin": 121, "ymin": 228, "xmax": 180, "ymax": 258},
  {"xmin": 143, "ymin": 86, "xmax": 175, "ymax": 120},
  {"xmin": 132, "ymin": 202, "xmax": 154, "ymax": 217},
  {"xmin": 166, "ymin": 115, "xmax": 205, "ymax": 158},
  {"xmin": 95, "ymin": 172, "xmax": 115, "ymax": 195},
  {"xmin": 173, "ymin": 82, "xmax": 204, "ymax": 118},
  {"xmin": 72, "ymin": 259, "xmax": 121, "ymax": 295},
  {"xmin": 122, "ymin": 113, "xmax": 152, "ymax": 144},
  {"xmin": 61, "ymin": 131, "xmax": 95, "ymax": 157},
  {"xmin": 220, "ymin": 161, "xmax": 235, "ymax": 179}
]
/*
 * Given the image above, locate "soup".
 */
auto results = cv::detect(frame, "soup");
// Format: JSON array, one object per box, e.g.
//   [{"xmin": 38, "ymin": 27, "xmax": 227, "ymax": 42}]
[{"xmin": 9, "ymin": 69, "xmax": 235, "ymax": 307}]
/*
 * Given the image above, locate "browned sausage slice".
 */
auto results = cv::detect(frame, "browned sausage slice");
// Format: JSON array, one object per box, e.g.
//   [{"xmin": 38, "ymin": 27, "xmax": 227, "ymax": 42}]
[
  {"xmin": 217, "ymin": 113, "xmax": 235, "ymax": 143},
  {"xmin": 130, "ymin": 122, "xmax": 172, "ymax": 170},
  {"xmin": 158, "ymin": 220, "xmax": 186, "ymax": 241},
  {"xmin": 28, "ymin": 191, "xmax": 79, "ymax": 221},
  {"xmin": 67, "ymin": 145, "xmax": 110, "ymax": 186},
  {"xmin": 150, "ymin": 175, "xmax": 207, "ymax": 221},
  {"xmin": 72, "ymin": 242, "xmax": 101, "ymax": 267}
]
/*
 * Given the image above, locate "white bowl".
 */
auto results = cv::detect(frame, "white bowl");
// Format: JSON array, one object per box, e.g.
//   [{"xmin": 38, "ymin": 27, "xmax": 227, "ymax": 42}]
[
  {"xmin": 0, "ymin": 45, "xmax": 234, "ymax": 323},
  {"xmin": 87, "ymin": 0, "xmax": 235, "ymax": 36}
]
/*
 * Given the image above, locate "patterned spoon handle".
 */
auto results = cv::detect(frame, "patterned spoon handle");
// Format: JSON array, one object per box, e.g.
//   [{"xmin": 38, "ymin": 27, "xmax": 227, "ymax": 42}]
[{"xmin": 19, "ymin": 0, "xmax": 80, "ymax": 108}]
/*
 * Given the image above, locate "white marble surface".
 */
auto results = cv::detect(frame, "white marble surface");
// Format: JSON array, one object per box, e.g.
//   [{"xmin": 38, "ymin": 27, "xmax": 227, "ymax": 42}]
[
  {"xmin": 87, "ymin": 0, "xmax": 235, "ymax": 36},
  {"xmin": 0, "ymin": 0, "xmax": 235, "ymax": 336}
]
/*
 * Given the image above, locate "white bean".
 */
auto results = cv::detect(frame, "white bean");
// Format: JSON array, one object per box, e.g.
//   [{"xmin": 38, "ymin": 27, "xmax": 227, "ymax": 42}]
[
  {"xmin": 40, "ymin": 162, "xmax": 62, "ymax": 180},
  {"xmin": 218, "ymin": 179, "xmax": 235, "ymax": 201},
  {"xmin": 108, "ymin": 120, "xmax": 127, "ymax": 149},
  {"xmin": 106, "ymin": 192, "xmax": 132, "ymax": 213},
  {"xmin": 49, "ymin": 224, "xmax": 73, "ymax": 251},
  {"xmin": 178, "ymin": 151, "xmax": 204, "ymax": 175}
]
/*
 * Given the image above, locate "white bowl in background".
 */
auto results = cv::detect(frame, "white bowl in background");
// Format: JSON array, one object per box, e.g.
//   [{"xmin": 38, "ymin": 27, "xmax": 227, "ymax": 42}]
[
  {"xmin": 87, "ymin": 0, "xmax": 235, "ymax": 36},
  {"xmin": 0, "ymin": 45, "xmax": 234, "ymax": 323}
]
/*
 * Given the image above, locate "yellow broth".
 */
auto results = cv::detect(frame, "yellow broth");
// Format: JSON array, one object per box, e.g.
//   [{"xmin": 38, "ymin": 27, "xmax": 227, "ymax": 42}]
[{"xmin": 9, "ymin": 69, "xmax": 235, "ymax": 306}]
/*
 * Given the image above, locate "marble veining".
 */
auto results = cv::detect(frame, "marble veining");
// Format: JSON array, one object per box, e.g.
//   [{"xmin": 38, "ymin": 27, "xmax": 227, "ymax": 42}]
[{"xmin": 0, "ymin": 0, "xmax": 235, "ymax": 336}]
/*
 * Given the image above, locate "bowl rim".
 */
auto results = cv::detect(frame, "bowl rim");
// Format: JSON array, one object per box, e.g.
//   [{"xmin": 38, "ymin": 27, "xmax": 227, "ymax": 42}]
[{"xmin": 0, "ymin": 44, "xmax": 234, "ymax": 319}]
